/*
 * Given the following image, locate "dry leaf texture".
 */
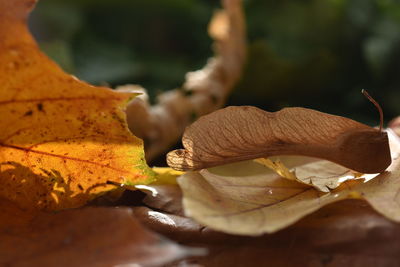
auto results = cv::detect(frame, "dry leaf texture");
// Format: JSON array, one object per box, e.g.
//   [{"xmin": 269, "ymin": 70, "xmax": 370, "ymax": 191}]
[
  {"xmin": 168, "ymin": 106, "xmax": 391, "ymax": 173},
  {"xmin": 0, "ymin": 203, "xmax": 194, "ymax": 267},
  {"xmin": 0, "ymin": 0, "xmax": 154, "ymax": 210},
  {"xmin": 133, "ymin": 181, "xmax": 400, "ymax": 266},
  {"xmin": 177, "ymin": 130, "xmax": 400, "ymax": 235},
  {"xmin": 255, "ymin": 156, "xmax": 365, "ymax": 192},
  {"xmin": 132, "ymin": 201, "xmax": 400, "ymax": 267}
]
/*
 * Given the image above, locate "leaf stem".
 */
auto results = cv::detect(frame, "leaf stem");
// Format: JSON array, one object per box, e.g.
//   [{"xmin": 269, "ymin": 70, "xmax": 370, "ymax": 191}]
[{"xmin": 362, "ymin": 89, "xmax": 383, "ymax": 132}]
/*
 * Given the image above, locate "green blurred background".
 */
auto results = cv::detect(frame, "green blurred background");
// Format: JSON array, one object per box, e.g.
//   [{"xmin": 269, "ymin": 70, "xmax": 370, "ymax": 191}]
[{"xmin": 29, "ymin": 0, "xmax": 400, "ymax": 125}]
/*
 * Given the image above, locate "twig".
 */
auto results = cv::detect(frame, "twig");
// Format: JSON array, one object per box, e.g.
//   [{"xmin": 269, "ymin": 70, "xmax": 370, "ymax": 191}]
[{"xmin": 120, "ymin": 0, "xmax": 246, "ymax": 162}]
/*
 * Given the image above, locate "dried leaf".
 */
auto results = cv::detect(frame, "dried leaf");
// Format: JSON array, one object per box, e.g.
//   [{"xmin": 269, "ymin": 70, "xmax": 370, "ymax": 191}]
[
  {"xmin": 179, "ymin": 201, "xmax": 400, "ymax": 267},
  {"xmin": 133, "ymin": 206, "xmax": 205, "ymax": 242},
  {"xmin": 134, "ymin": 168, "xmax": 184, "ymax": 214},
  {"xmin": 176, "ymin": 129, "xmax": 400, "ymax": 235},
  {"xmin": 254, "ymin": 157, "xmax": 298, "ymax": 181},
  {"xmin": 0, "ymin": 202, "xmax": 196, "ymax": 266},
  {"xmin": 167, "ymin": 106, "xmax": 391, "ymax": 173},
  {"xmin": 133, "ymin": 167, "xmax": 184, "ymax": 217},
  {"xmin": 133, "ymin": 171, "xmax": 400, "ymax": 266},
  {"xmin": 254, "ymin": 156, "xmax": 367, "ymax": 192},
  {"xmin": 0, "ymin": 0, "xmax": 154, "ymax": 210},
  {"xmin": 134, "ymin": 201, "xmax": 400, "ymax": 267},
  {"xmin": 141, "ymin": 185, "xmax": 184, "ymax": 216}
]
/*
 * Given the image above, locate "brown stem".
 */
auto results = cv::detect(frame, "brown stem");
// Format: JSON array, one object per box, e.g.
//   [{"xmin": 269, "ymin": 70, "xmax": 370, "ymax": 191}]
[{"xmin": 362, "ymin": 89, "xmax": 383, "ymax": 132}]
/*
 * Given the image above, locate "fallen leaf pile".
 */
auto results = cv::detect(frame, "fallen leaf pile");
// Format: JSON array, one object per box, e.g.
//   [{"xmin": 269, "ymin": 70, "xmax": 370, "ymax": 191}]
[
  {"xmin": 172, "ymin": 124, "xmax": 400, "ymax": 235},
  {"xmin": 134, "ymin": 199, "xmax": 400, "ymax": 266},
  {"xmin": 135, "ymin": 134, "xmax": 400, "ymax": 265},
  {"xmin": 133, "ymin": 130, "xmax": 400, "ymax": 266},
  {"xmin": 0, "ymin": 0, "xmax": 240, "ymax": 266},
  {"xmin": 3, "ymin": 0, "xmax": 400, "ymax": 266}
]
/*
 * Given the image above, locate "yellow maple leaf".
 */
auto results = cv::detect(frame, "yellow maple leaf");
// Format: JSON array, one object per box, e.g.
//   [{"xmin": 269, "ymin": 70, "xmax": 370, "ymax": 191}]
[{"xmin": 0, "ymin": 0, "xmax": 154, "ymax": 210}]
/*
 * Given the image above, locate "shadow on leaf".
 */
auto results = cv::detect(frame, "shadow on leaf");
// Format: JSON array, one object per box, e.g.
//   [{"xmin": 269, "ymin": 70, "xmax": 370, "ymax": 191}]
[{"xmin": 0, "ymin": 161, "xmax": 114, "ymax": 210}]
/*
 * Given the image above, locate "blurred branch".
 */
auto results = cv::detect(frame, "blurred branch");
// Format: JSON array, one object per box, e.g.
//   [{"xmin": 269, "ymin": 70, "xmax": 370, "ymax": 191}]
[
  {"xmin": 119, "ymin": 0, "xmax": 246, "ymax": 162},
  {"xmin": 389, "ymin": 117, "xmax": 400, "ymax": 137}
]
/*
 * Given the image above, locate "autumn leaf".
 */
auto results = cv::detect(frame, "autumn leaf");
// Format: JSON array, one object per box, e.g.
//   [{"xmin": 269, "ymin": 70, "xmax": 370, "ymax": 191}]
[
  {"xmin": 254, "ymin": 157, "xmax": 298, "ymax": 181},
  {"xmin": 0, "ymin": 0, "xmax": 154, "ymax": 210},
  {"xmin": 0, "ymin": 201, "xmax": 198, "ymax": 266},
  {"xmin": 133, "ymin": 200, "xmax": 400, "ymax": 266},
  {"xmin": 141, "ymin": 184, "xmax": 184, "ymax": 216},
  {"xmin": 167, "ymin": 105, "xmax": 391, "ymax": 173},
  {"xmin": 176, "ymin": 130, "xmax": 400, "ymax": 235},
  {"xmin": 133, "ymin": 168, "xmax": 400, "ymax": 265}
]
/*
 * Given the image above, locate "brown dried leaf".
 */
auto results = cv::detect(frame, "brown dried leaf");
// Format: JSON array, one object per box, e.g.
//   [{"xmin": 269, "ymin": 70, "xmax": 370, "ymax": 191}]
[
  {"xmin": 133, "ymin": 202, "xmax": 400, "ymax": 267},
  {"xmin": 132, "ymin": 206, "xmax": 205, "ymax": 242},
  {"xmin": 133, "ymin": 166, "xmax": 400, "ymax": 266},
  {"xmin": 176, "ymin": 130, "xmax": 400, "ymax": 235},
  {"xmin": 167, "ymin": 106, "xmax": 391, "ymax": 173},
  {"xmin": 0, "ymin": 202, "xmax": 196, "ymax": 266},
  {"xmin": 142, "ymin": 184, "xmax": 184, "ymax": 216},
  {"xmin": 135, "ymin": 167, "xmax": 184, "ymax": 214}
]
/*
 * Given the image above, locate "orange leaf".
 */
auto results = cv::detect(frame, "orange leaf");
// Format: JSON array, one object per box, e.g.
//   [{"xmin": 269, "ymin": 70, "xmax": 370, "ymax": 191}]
[{"xmin": 0, "ymin": 0, "xmax": 154, "ymax": 210}]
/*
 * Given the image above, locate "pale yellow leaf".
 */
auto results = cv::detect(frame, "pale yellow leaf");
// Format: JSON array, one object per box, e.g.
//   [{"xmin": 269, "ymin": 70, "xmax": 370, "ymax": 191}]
[
  {"xmin": 177, "ymin": 130, "xmax": 400, "ymax": 235},
  {"xmin": 255, "ymin": 157, "xmax": 370, "ymax": 192},
  {"xmin": 254, "ymin": 158, "xmax": 297, "ymax": 181}
]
